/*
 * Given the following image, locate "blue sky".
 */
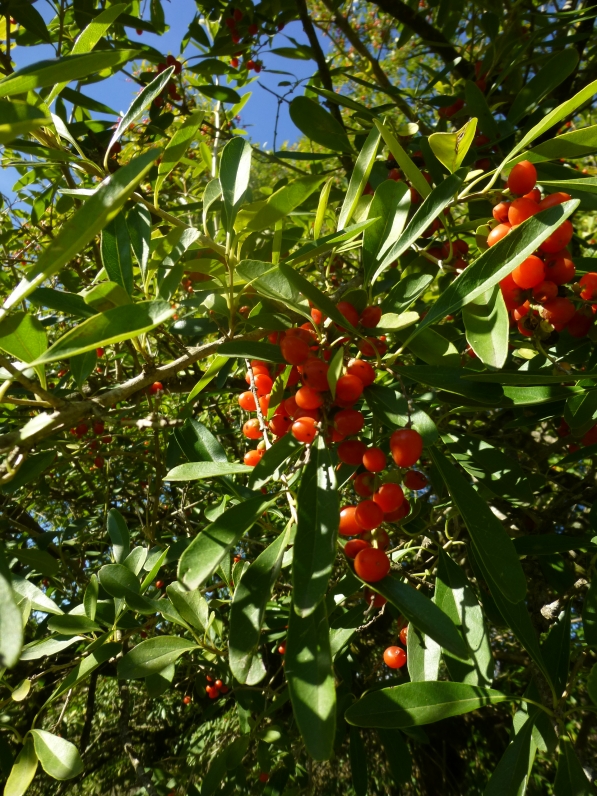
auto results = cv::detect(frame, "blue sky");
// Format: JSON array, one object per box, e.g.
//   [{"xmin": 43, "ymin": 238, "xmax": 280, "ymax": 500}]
[{"xmin": 0, "ymin": 0, "xmax": 323, "ymax": 198}]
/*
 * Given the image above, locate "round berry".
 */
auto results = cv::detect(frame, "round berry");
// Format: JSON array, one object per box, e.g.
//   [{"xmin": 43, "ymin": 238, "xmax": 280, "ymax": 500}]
[
  {"xmin": 390, "ymin": 429, "xmax": 423, "ymax": 467},
  {"xmin": 334, "ymin": 409, "xmax": 364, "ymax": 436},
  {"xmin": 344, "ymin": 538, "xmax": 371, "ymax": 558},
  {"xmin": 362, "ymin": 447, "xmax": 387, "ymax": 473},
  {"xmin": 487, "ymin": 223, "xmax": 511, "ymax": 247},
  {"xmin": 568, "ymin": 312, "xmax": 594, "ymax": 338},
  {"xmin": 579, "ymin": 272, "xmax": 597, "ymax": 300},
  {"xmin": 384, "ymin": 499, "xmax": 411, "ymax": 522},
  {"xmin": 347, "ymin": 358, "xmax": 376, "ymax": 387},
  {"xmin": 243, "ymin": 418, "xmax": 262, "ymax": 439},
  {"xmin": 337, "ymin": 439, "xmax": 367, "ymax": 465},
  {"xmin": 291, "ymin": 417, "xmax": 318, "ymax": 444},
  {"xmin": 259, "ymin": 772, "xmax": 270, "ymax": 783},
  {"xmin": 254, "ymin": 373, "xmax": 273, "ymax": 396},
  {"xmin": 354, "ymin": 472, "xmax": 375, "ymax": 497},
  {"xmin": 383, "ymin": 645, "xmax": 407, "ymax": 669},
  {"xmin": 512, "ymin": 255, "xmax": 545, "ymax": 289},
  {"xmin": 399, "ymin": 625, "xmax": 408, "ymax": 646},
  {"xmin": 269, "ymin": 414, "xmax": 292, "ymax": 437},
  {"xmin": 403, "ymin": 470, "xmax": 428, "ymax": 491},
  {"xmin": 539, "ymin": 191, "xmax": 571, "ymax": 210},
  {"xmin": 508, "ymin": 198, "xmax": 539, "ymax": 226},
  {"xmin": 238, "ymin": 391, "xmax": 257, "ymax": 411},
  {"xmin": 336, "ymin": 301, "xmax": 359, "ymax": 328},
  {"xmin": 354, "ymin": 547, "xmax": 390, "ymax": 582},
  {"xmin": 301, "ymin": 358, "xmax": 329, "ymax": 391},
  {"xmin": 355, "ymin": 500, "xmax": 384, "ymax": 531},
  {"xmin": 339, "ymin": 506, "xmax": 363, "ymax": 536},
  {"xmin": 541, "ymin": 297, "xmax": 576, "ymax": 331},
  {"xmin": 335, "ymin": 375, "xmax": 364, "ymax": 404},
  {"xmin": 92, "ymin": 421, "xmax": 105, "ymax": 435},
  {"xmin": 149, "ymin": 381, "xmax": 163, "ymax": 395},
  {"xmin": 244, "ymin": 449, "xmax": 263, "ymax": 467},
  {"xmin": 373, "ymin": 483, "xmax": 404, "ymax": 513},
  {"xmin": 360, "ymin": 305, "xmax": 382, "ymax": 328},
  {"xmin": 280, "ymin": 335, "xmax": 310, "ymax": 365},
  {"xmin": 492, "ymin": 202, "xmax": 510, "ymax": 223},
  {"xmin": 545, "ymin": 256, "xmax": 575, "ymax": 285},
  {"xmin": 507, "ymin": 160, "xmax": 537, "ymax": 195},
  {"xmin": 539, "ymin": 220, "xmax": 573, "ymax": 254},
  {"xmin": 532, "ymin": 280, "xmax": 558, "ymax": 303},
  {"xmin": 183, "ymin": 695, "xmax": 192, "ymax": 705},
  {"xmin": 295, "ymin": 386, "xmax": 324, "ymax": 410}
]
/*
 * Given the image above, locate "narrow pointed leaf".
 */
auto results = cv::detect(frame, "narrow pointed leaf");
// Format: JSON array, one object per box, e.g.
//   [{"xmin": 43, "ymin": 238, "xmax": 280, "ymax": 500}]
[
  {"xmin": 553, "ymin": 736, "xmax": 594, "ymax": 796},
  {"xmin": 337, "ymin": 127, "xmax": 381, "ymax": 230},
  {"xmin": 483, "ymin": 718, "xmax": 535, "ymax": 796}
]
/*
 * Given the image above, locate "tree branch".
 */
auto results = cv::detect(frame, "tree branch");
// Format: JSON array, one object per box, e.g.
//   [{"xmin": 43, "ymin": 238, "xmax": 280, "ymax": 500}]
[{"xmin": 371, "ymin": 0, "xmax": 473, "ymax": 79}]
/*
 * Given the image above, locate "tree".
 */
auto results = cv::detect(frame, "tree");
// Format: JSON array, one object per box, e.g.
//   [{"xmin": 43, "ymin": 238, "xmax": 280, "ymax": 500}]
[{"xmin": 1, "ymin": 0, "xmax": 597, "ymax": 793}]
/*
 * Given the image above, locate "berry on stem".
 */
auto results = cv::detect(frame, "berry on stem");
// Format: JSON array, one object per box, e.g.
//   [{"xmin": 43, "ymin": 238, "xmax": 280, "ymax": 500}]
[
  {"xmin": 383, "ymin": 646, "xmax": 407, "ymax": 668},
  {"xmin": 354, "ymin": 547, "xmax": 390, "ymax": 582},
  {"xmin": 390, "ymin": 429, "xmax": 423, "ymax": 467}
]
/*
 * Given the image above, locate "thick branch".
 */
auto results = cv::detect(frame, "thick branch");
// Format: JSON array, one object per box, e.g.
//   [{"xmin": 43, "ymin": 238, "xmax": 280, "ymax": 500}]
[
  {"xmin": 0, "ymin": 331, "xmax": 263, "ymax": 455},
  {"xmin": 371, "ymin": 0, "xmax": 473, "ymax": 79}
]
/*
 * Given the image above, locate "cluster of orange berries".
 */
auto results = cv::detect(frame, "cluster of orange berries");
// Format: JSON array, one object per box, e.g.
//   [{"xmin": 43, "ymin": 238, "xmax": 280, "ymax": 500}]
[
  {"xmin": 238, "ymin": 299, "xmax": 429, "ymax": 585},
  {"xmin": 490, "ymin": 160, "xmax": 592, "ymax": 338},
  {"xmin": 204, "ymin": 674, "xmax": 229, "ymax": 700},
  {"xmin": 154, "ymin": 55, "xmax": 183, "ymax": 107},
  {"xmin": 68, "ymin": 419, "xmax": 111, "ymax": 469},
  {"xmin": 224, "ymin": 7, "xmax": 282, "ymax": 72},
  {"xmin": 383, "ymin": 624, "xmax": 408, "ymax": 669}
]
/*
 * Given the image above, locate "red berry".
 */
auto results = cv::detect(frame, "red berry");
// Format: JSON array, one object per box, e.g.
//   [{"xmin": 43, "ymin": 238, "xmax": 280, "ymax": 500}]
[
  {"xmin": 512, "ymin": 255, "xmax": 545, "ymax": 289},
  {"xmin": 96, "ymin": 347, "xmax": 105, "ymax": 357},
  {"xmin": 93, "ymin": 456, "xmax": 104, "ymax": 468},
  {"xmin": 231, "ymin": 57, "xmax": 239, "ymax": 68},
  {"xmin": 399, "ymin": 625, "xmax": 408, "ymax": 646},
  {"xmin": 390, "ymin": 429, "xmax": 423, "ymax": 467},
  {"xmin": 538, "ymin": 191, "xmax": 571, "ymax": 210},
  {"xmin": 492, "ymin": 202, "xmax": 510, "ymax": 223},
  {"xmin": 278, "ymin": 642, "xmax": 286, "ymax": 654},
  {"xmin": 339, "ymin": 506, "xmax": 364, "ymax": 536},
  {"xmin": 344, "ymin": 539, "xmax": 371, "ymax": 558},
  {"xmin": 301, "ymin": 358, "xmax": 329, "ymax": 391},
  {"xmin": 508, "ymin": 198, "xmax": 539, "ymax": 227},
  {"xmin": 149, "ymin": 382, "xmax": 163, "ymax": 395},
  {"xmin": 384, "ymin": 499, "xmax": 411, "ymax": 522},
  {"xmin": 487, "ymin": 223, "xmax": 511, "ymax": 247},
  {"xmin": 238, "ymin": 391, "xmax": 257, "ymax": 411},
  {"xmin": 334, "ymin": 409, "xmax": 364, "ymax": 436},
  {"xmin": 362, "ymin": 447, "xmax": 387, "ymax": 473},
  {"xmin": 523, "ymin": 188, "xmax": 541, "ymax": 202},
  {"xmin": 580, "ymin": 272, "xmax": 597, "ymax": 300},
  {"xmin": 507, "ymin": 160, "xmax": 537, "ymax": 195},
  {"xmin": 539, "ymin": 220, "xmax": 573, "ymax": 254},
  {"xmin": 383, "ymin": 645, "xmax": 407, "ymax": 669},
  {"xmin": 541, "ymin": 297, "xmax": 576, "ymax": 331},
  {"xmin": 364, "ymin": 588, "xmax": 386, "ymax": 606},
  {"xmin": 403, "ymin": 470, "xmax": 428, "ymax": 491},
  {"xmin": 311, "ymin": 307, "xmax": 325, "ymax": 325},
  {"xmin": 373, "ymin": 483, "xmax": 404, "ymax": 513},
  {"xmin": 259, "ymin": 772, "xmax": 270, "ymax": 783},
  {"xmin": 335, "ymin": 375, "xmax": 364, "ymax": 404},
  {"xmin": 532, "ymin": 280, "xmax": 558, "ymax": 303},
  {"xmin": 155, "ymin": 580, "xmax": 165, "ymax": 589},
  {"xmin": 354, "ymin": 472, "xmax": 375, "ymax": 497},
  {"xmin": 233, "ymin": 8, "xmax": 243, "ymax": 21},
  {"xmin": 269, "ymin": 414, "xmax": 292, "ymax": 437},
  {"xmin": 295, "ymin": 386, "xmax": 324, "ymax": 410},
  {"xmin": 568, "ymin": 311, "xmax": 594, "ymax": 338},
  {"xmin": 291, "ymin": 417, "xmax": 318, "ymax": 444},
  {"xmin": 183, "ymin": 695, "xmax": 192, "ymax": 705},
  {"xmin": 337, "ymin": 439, "xmax": 367, "ymax": 466},
  {"xmin": 545, "ymin": 256, "xmax": 575, "ymax": 285},
  {"xmin": 354, "ymin": 547, "xmax": 390, "ymax": 582},
  {"xmin": 75, "ymin": 422, "xmax": 88, "ymax": 437},
  {"xmin": 355, "ymin": 500, "xmax": 384, "ymax": 531},
  {"xmin": 246, "ymin": 364, "xmax": 269, "ymax": 383},
  {"xmin": 358, "ymin": 337, "xmax": 387, "ymax": 358},
  {"xmin": 336, "ymin": 301, "xmax": 360, "ymax": 328},
  {"xmin": 281, "ymin": 336, "xmax": 310, "ymax": 365},
  {"xmin": 248, "ymin": 23, "xmax": 259, "ymax": 35},
  {"xmin": 243, "ymin": 418, "xmax": 262, "ymax": 439},
  {"xmin": 360, "ymin": 305, "xmax": 382, "ymax": 328},
  {"xmin": 254, "ymin": 373, "xmax": 273, "ymax": 396},
  {"xmin": 206, "ymin": 685, "xmax": 219, "ymax": 699},
  {"xmin": 92, "ymin": 421, "xmax": 105, "ymax": 435},
  {"xmin": 347, "ymin": 358, "xmax": 375, "ymax": 387},
  {"xmin": 246, "ymin": 59, "xmax": 255, "ymax": 70},
  {"xmin": 500, "ymin": 273, "xmax": 526, "ymax": 310},
  {"xmin": 244, "ymin": 449, "xmax": 263, "ymax": 467}
]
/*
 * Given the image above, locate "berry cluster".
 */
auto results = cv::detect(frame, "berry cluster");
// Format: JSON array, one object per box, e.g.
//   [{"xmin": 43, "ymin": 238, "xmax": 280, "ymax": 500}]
[
  {"xmin": 205, "ymin": 674, "xmax": 229, "ymax": 700},
  {"xmin": 491, "ymin": 161, "xmax": 592, "ymax": 338},
  {"xmin": 68, "ymin": 420, "xmax": 112, "ymax": 469},
  {"xmin": 237, "ymin": 299, "xmax": 429, "ymax": 590},
  {"xmin": 383, "ymin": 624, "xmax": 409, "ymax": 669},
  {"xmin": 224, "ymin": 8, "xmax": 268, "ymax": 72},
  {"xmin": 154, "ymin": 55, "xmax": 183, "ymax": 107}
]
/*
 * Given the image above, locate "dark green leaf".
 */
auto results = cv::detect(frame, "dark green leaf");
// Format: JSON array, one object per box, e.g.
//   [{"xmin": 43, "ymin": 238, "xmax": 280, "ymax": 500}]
[
  {"xmin": 553, "ymin": 736, "xmax": 593, "ymax": 796},
  {"xmin": 483, "ymin": 717, "xmax": 535, "ymax": 796},
  {"xmin": 507, "ymin": 49, "xmax": 579, "ymax": 126},
  {"xmin": 197, "ymin": 84, "xmax": 241, "ymax": 103},
  {"xmin": 218, "ymin": 341, "xmax": 286, "ymax": 363},
  {"xmin": 394, "ymin": 366, "xmax": 504, "ymax": 404},
  {"xmin": 1, "ymin": 451, "xmax": 55, "ymax": 495},
  {"xmin": 107, "ymin": 509, "xmax": 130, "ymax": 563},
  {"xmin": 582, "ymin": 572, "xmax": 597, "ymax": 646},
  {"xmin": 377, "ymin": 729, "xmax": 412, "ymax": 785},
  {"xmin": 364, "ymin": 383, "xmax": 438, "ymax": 446},
  {"xmin": 349, "ymin": 727, "xmax": 368, "ymax": 796},
  {"xmin": 117, "ymin": 637, "xmax": 197, "ymax": 679},
  {"xmin": 363, "ymin": 180, "xmax": 411, "ymax": 285},
  {"xmin": 101, "ymin": 213, "xmax": 133, "ymax": 296},
  {"xmin": 541, "ymin": 608, "xmax": 570, "ymax": 695},
  {"xmin": 28, "ymin": 288, "xmax": 96, "ymax": 319},
  {"xmin": 293, "ymin": 435, "xmax": 339, "ymax": 617},
  {"xmin": 289, "ymin": 96, "xmax": 352, "ymax": 153},
  {"xmin": 247, "ymin": 434, "xmax": 302, "ymax": 491},
  {"xmin": 0, "ymin": 545, "xmax": 23, "ymax": 669}
]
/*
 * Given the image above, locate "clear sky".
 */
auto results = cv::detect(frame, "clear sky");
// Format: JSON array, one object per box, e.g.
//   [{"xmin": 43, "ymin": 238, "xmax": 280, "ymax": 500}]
[{"xmin": 0, "ymin": 0, "xmax": 324, "ymax": 199}]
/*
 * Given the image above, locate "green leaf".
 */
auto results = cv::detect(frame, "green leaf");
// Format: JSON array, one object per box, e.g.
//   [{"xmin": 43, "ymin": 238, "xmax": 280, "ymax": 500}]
[
  {"xmin": 28, "ymin": 288, "xmax": 96, "ymax": 319},
  {"xmin": 127, "ymin": 204, "xmax": 151, "ymax": 278},
  {"xmin": 11, "ymin": 548, "xmax": 58, "ymax": 578},
  {"xmin": 107, "ymin": 508, "xmax": 130, "ymax": 563},
  {"xmin": 278, "ymin": 263, "xmax": 358, "ymax": 334},
  {"xmin": 363, "ymin": 180, "xmax": 411, "ymax": 285},
  {"xmin": 84, "ymin": 575, "xmax": 98, "ymax": 621},
  {"xmin": 187, "ymin": 355, "xmax": 229, "ymax": 402},
  {"xmin": 1, "ymin": 451, "xmax": 55, "ymax": 495},
  {"xmin": 30, "ymin": 300, "xmax": 174, "ymax": 365},
  {"xmin": 197, "ymin": 84, "xmax": 241, "ymax": 104},
  {"xmin": 405, "ymin": 199, "xmax": 579, "ymax": 343},
  {"xmin": 462, "ymin": 286, "xmax": 508, "ymax": 369},
  {"xmin": 70, "ymin": 350, "xmax": 97, "ymax": 390},
  {"xmin": 394, "ymin": 365, "xmax": 503, "ymax": 404},
  {"xmin": 174, "ymin": 418, "xmax": 228, "ymax": 464},
  {"xmin": 436, "ymin": 550, "xmax": 493, "ymax": 686},
  {"xmin": 0, "ymin": 50, "xmax": 136, "ymax": 98},
  {"xmin": 285, "ymin": 219, "xmax": 377, "ymax": 266},
  {"xmin": 47, "ymin": 614, "xmax": 102, "ymax": 636},
  {"xmin": 11, "ymin": 575, "xmax": 63, "ymax": 615},
  {"xmin": 364, "ymin": 383, "xmax": 438, "ymax": 446},
  {"xmin": 98, "ymin": 563, "xmax": 154, "ymax": 614},
  {"xmin": 0, "ymin": 100, "xmax": 49, "ymax": 144},
  {"xmin": 369, "ymin": 574, "xmax": 468, "ymax": 659},
  {"xmin": 293, "ymin": 435, "xmax": 339, "ymax": 617},
  {"xmin": 165, "ymin": 461, "xmax": 252, "ymax": 481},
  {"xmin": 509, "ymin": 124, "xmax": 597, "ymax": 166},
  {"xmin": 9, "ymin": 2, "xmax": 51, "ymax": 42},
  {"xmin": 81, "ymin": 281, "xmax": 131, "ymax": 312},
  {"xmin": 378, "ymin": 729, "xmax": 412, "ymax": 785},
  {"xmin": 429, "ymin": 448, "xmax": 527, "ymax": 603},
  {"xmin": 582, "ymin": 572, "xmax": 597, "ymax": 646},
  {"xmin": 407, "ymin": 624, "xmax": 440, "ymax": 682},
  {"xmin": 1, "ymin": 149, "xmax": 161, "ymax": 317},
  {"xmin": 396, "ymin": 326, "xmax": 459, "ymax": 367},
  {"xmin": 20, "ymin": 635, "xmax": 83, "ymax": 661},
  {"xmin": 327, "ymin": 346, "xmax": 344, "ymax": 400},
  {"xmin": 337, "ymin": 127, "xmax": 381, "ymax": 230},
  {"xmin": 588, "ymin": 664, "xmax": 597, "ymax": 706},
  {"xmin": 3, "ymin": 737, "xmax": 38, "ymax": 796},
  {"xmin": 240, "ymin": 175, "xmax": 326, "ymax": 233},
  {"xmin": 0, "ymin": 546, "xmax": 23, "ymax": 669},
  {"xmin": 541, "ymin": 608, "xmax": 570, "ymax": 695},
  {"xmin": 49, "ymin": 642, "xmax": 121, "ymax": 703},
  {"xmin": 46, "ymin": 3, "xmax": 128, "ymax": 103},
  {"xmin": 218, "ymin": 341, "xmax": 286, "ymax": 363},
  {"xmin": 381, "ymin": 273, "xmax": 434, "ymax": 314},
  {"xmin": 429, "ymin": 118, "xmax": 477, "ymax": 173},
  {"xmin": 118, "ymin": 637, "xmax": 197, "ymax": 679},
  {"xmin": 345, "ymin": 681, "xmax": 508, "ymax": 728},
  {"xmin": 104, "ymin": 66, "xmax": 175, "ymax": 167},
  {"xmin": 289, "ymin": 96, "xmax": 352, "ymax": 153},
  {"xmin": 154, "ymin": 228, "xmax": 201, "ymax": 301},
  {"xmin": 247, "ymin": 433, "xmax": 302, "ymax": 490},
  {"xmin": 0, "ymin": 311, "xmax": 47, "ymax": 364},
  {"xmin": 101, "ymin": 213, "xmax": 133, "ymax": 296},
  {"xmin": 374, "ymin": 119, "xmax": 431, "ymax": 200},
  {"xmin": 375, "ymin": 169, "xmax": 467, "ymax": 281},
  {"xmin": 229, "ymin": 527, "xmax": 290, "ymax": 684},
  {"xmin": 553, "ymin": 736, "xmax": 594, "ymax": 796},
  {"xmin": 483, "ymin": 717, "xmax": 535, "ymax": 796},
  {"xmin": 31, "ymin": 730, "xmax": 82, "ymax": 781},
  {"xmin": 219, "ymin": 136, "xmax": 252, "ymax": 230},
  {"xmin": 464, "ymin": 81, "xmax": 500, "ymax": 140},
  {"xmin": 177, "ymin": 495, "xmax": 274, "ymax": 590},
  {"xmin": 166, "ymin": 582, "xmax": 209, "ymax": 631},
  {"xmin": 286, "ymin": 599, "xmax": 336, "ymax": 761},
  {"xmin": 513, "ymin": 535, "xmax": 597, "ymax": 556},
  {"xmin": 349, "ymin": 727, "xmax": 368, "ymax": 796},
  {"xmin": 155, "ymin": 110, "xmax": 205, "ymax": 205},
  {"xmin": 507, "ymin": 49, "xmax": 579, "ymax": 126}
]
